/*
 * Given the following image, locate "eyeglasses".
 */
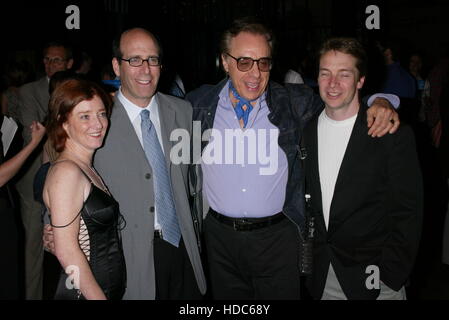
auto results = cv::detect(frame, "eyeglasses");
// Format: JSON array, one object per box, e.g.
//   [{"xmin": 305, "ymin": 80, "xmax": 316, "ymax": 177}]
[
  {"xmin": 120, "ymin": 56, "xmax": 161, "ymax": 67},
  {"xmin": 225, "ymin": 53, "xmax": 272, "ymax": 72},
  {"xmin": 43, "ymin": 57, "xmax": 67, "ymax": 65}
]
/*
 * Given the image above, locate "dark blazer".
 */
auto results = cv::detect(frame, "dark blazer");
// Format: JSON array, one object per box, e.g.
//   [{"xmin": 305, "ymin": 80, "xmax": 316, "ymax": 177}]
[{"xmin": 304, "ymin": 105, "xmax": 423, "ymax": 300}]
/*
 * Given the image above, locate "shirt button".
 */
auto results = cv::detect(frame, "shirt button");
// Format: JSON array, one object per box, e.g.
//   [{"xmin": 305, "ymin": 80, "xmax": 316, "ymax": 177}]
[
  {"xmin": 145, "ymin": 173, "xmax": 152, "ymax": 180},
  {"xmin": 149, "ymin": 207, "xmax": 155, "ymax": 213}
]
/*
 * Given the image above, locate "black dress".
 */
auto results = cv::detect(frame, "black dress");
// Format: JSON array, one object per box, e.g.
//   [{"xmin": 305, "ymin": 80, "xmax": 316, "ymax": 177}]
[
  {"xmin": 0, "ymin": 115, "xmax": 20, "ymax": 300},
  {"xmin": 49, "ymin": 166, "xmax": 127, "ymax": 300}
]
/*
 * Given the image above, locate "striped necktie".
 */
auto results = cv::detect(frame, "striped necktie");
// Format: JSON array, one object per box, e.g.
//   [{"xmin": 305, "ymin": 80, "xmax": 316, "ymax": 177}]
[{"xmin": 140, "ymin": 109, "xmax": 181, "ymax": 247}]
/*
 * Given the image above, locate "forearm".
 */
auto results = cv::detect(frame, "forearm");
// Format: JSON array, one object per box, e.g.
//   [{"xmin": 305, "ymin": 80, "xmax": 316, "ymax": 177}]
[
  {"xmin": 0, "ymin": 141, "xmax": 38, "ymax": 187},
  {"xmin": 56, "ymin": 245, "xmax": 106, "ymax": 300}
]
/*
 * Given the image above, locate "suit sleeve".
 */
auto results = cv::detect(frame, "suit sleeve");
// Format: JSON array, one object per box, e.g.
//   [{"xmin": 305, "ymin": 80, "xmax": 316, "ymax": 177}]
[
  {"xmin": 286, "ymin": 84, "xmax": 324, "ymax": 129},
  {"xmin": 380, "ymin": 125, "xmax": 423, "ymax": 290},
  {"xmin": 17, "ymin": 86, "xmax": 41, "ymax": 144}
]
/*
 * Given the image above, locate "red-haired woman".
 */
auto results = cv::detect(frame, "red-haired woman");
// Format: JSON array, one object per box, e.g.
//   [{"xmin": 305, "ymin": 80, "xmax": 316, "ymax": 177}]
[{"xmin": 43, "ymin": 79, "xmax": 126, "ymax": 300}]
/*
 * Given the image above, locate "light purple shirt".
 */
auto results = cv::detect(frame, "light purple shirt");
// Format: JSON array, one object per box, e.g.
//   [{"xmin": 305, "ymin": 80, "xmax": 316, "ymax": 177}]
[{"xmin": 202, "ymin": 82, "xmax": 289, "ymax": 218}]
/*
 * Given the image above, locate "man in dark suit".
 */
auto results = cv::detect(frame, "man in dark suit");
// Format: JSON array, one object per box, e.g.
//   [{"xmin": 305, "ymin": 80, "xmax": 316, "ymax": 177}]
[
  {"xmin": 304, "ymin": 37, "xmax": 423, "ymax": 300},
  {"xmin": 15, "ymin": 42, "xmax": 73, "ymax": 300}
]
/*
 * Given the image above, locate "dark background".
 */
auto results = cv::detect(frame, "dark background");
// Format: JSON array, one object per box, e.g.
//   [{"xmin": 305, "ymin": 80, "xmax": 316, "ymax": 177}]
[
  {"xmin": 1, "ymin": 0, "xmax": 448, "ymax": 91},
  {"xmin": 1, "ymin": 0, "xmax": 449, "ymax": 300}
]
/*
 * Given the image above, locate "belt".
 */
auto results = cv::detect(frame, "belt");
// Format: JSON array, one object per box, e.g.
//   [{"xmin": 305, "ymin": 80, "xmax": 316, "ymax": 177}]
[
  {"xmin": 209, "ymin": 208, "xmax": 285, "ymax": 231},
  {"xmin": 154, "ymin": 229, "xmax": 163, "ymax": 239}
]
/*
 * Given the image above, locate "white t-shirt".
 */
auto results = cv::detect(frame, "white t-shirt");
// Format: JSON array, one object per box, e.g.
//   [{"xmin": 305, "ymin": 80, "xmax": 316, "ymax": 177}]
[{"xmin": 318, "ymin": 110, "xmax": 357, "ymax": 230}]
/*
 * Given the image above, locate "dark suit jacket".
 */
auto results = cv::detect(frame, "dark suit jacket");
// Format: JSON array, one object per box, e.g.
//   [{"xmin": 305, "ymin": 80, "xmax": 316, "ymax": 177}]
[{"xmin": 304, "ymin": 105, "xmax": 423, "ymax": 299}]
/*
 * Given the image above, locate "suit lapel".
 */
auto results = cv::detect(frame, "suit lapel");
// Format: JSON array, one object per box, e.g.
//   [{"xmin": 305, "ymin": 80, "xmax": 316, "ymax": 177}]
[
  {"xmin": 37, "ymin": 77, "xmax": 50, "ymax": 114},
  {"xmin": 111, "ymin": 98, "xmax": 151, "ymax": 172},
  {"xmin": 327, "ymin": 107, "xmax": 368, "ymax": 236},
  {"xmin": 304, "ymin": 114, "xmax": 326, "ymax": 232},
  {"xmin": 156, "ymin": 93, "xmax": 176, "ymax": 169}
]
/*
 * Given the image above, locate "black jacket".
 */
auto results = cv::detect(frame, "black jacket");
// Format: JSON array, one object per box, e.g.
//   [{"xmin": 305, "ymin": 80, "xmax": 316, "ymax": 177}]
[{"xmin": 303, "ymin": 105, "xmax": 423, "ymax": 299}]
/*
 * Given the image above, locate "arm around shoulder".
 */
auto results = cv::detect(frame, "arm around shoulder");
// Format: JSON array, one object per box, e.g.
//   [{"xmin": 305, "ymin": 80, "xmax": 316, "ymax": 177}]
[{"xmin": 284, "ymin": 83, "xmax": 324, "ymax": 127}]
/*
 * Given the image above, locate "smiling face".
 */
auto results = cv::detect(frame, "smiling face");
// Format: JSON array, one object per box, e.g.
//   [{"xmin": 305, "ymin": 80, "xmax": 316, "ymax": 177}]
[
  {"xmin": 63, "ymin": 95, "xmax": 108, "ymax": 152},
  {"xmin": 318, "ymin": 50, "xmax": 365, "ymax": 119},
  {"xmin": 222, "ymin": 32, "xmax": 271, "ymax": 101},
  {"xmin": 112, "ymin": 29, "xmax": 161, "ymax": 107}
]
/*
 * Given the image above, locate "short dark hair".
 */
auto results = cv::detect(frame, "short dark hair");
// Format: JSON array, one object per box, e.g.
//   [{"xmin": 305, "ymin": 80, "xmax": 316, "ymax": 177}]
[
  {"xmin": 319, "ymin": 37, "xmax": 367, "ymax": 79},
  {"xmin": 48, "ymin": 70, "xmax": 87, "ymax": 95},
  {"xmin": 112, "ymin": 28, "xmax": 163, "ymax": 63},
  {"xmin": 220, "ymin": 17, "xmax": 275, "ymax": 55},
  {"xmin": 43, "ymin": 41, "xmax": 73, "ymax": 60},
  {"xmin": 47, "ymin": 79, "xmax": 112, "ymax": 153}
]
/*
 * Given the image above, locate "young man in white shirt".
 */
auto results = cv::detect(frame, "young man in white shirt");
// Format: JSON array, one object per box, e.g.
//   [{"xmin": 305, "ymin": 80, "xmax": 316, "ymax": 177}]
[{"xmin": 304, "ymin": 37, "xmax": 423, "ymax": 300}]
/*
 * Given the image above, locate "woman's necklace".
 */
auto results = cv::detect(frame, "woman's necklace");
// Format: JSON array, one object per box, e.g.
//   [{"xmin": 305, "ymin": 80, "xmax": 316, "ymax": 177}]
[{"xmin": 64, "ymin": 151, "xmax": 109, "ymax": 194}]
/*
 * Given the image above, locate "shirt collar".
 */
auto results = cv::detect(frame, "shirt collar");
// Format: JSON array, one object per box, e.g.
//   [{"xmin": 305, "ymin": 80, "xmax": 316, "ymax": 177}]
[{"xmin": 117, "ymin": 87, "xmax": 159, "ymax": 123}]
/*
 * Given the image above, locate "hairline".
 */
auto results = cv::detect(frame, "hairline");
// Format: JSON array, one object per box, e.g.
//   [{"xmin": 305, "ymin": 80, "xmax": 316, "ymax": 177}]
[{"xmin": 116, "ymin": 28, "xmax": 162, "ymax": 62}]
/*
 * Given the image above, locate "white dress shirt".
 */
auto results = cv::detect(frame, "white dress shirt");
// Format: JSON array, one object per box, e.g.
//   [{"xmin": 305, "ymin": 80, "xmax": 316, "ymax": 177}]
[{"xmin": 117, "ymin": 89, "xmax": 164, "ymax": 230}]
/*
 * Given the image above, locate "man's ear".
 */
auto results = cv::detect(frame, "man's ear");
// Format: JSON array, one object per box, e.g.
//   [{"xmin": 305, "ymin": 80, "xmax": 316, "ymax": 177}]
[
  {"xmin": 67, "ymin": 59, "xmax": 74, "ymax": 70},
  {"xmin": 221, "ymin": 54, "xmax": 229, "ymax": 73},
  {"xmin": 112, "ymin": 58, "xmax": 120, "ymax": 78},
  {"xmin": 357, "ymin": 76, "xmax": 366, "ymax": 90}
]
